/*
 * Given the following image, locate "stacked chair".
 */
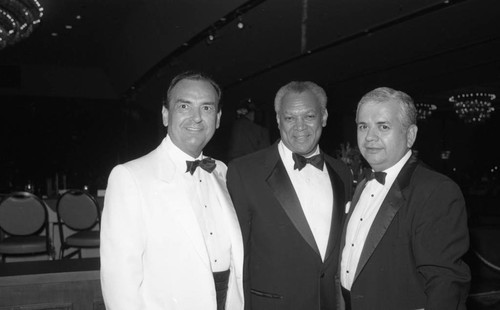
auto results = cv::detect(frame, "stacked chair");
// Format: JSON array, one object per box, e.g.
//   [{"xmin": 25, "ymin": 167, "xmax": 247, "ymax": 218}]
[
  {"xmin": 56, "ymin": 189, "xmax": 101, "ymax": 259},
  {"xmin": 0, "ymin": 191, "xmax": 54, "ymax": 262}
]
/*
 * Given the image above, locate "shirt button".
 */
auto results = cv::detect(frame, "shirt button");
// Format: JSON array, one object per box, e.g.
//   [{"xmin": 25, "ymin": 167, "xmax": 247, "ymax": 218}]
[
  {"xmin": 371, "ymin": 194, "xmax": 374, "ymax": 197},
  {"xmin": 346, "ymin": 270, "xmax": 349, "ymax": 273},
  {"xmin": 320, "ymin": 273, "xmax": 325, "ymax": 278},
  {"xmin": 351, "ymin": 244, "xmax": 354, "ymax": 247}
]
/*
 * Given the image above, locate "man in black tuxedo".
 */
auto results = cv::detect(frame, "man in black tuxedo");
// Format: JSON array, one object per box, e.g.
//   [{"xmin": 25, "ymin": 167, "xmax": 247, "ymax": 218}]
[
  {"xmin": 340, "ymin": 87, "xmax": 470, "ymax": 310},
  {"xmin": 227, "ymin": 81, "xmax": 352, "ymax": 310}
]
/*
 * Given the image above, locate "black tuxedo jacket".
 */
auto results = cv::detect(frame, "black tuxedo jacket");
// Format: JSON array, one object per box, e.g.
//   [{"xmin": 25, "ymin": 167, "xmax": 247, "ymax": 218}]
[
  {"xmin": 227, "ymin": 142, "xmax": 352, "ymax": 310},
  {"xmin": 339, "ymin": 154, "xmax": 470, "ymax": 310}
]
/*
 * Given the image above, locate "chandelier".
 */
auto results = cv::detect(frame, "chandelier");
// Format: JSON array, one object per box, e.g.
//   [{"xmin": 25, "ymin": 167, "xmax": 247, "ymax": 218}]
[
  {"xmin": 415, "ymin": 102, "xmax": 437, "ymax": 121},
  {"xmin": 0, "ymin": 0, "xmax": 43, "ymax": 50},
  {"xmin": 449, "ymin": 92, "xmax": 496, "ymax": 123}
]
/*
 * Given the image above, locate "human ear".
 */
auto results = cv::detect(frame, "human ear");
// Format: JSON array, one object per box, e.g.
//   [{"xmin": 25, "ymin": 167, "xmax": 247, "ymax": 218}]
[
  {"xmin": 407, "ymin": 124, "xmax": 418, "ymax": 148},
  {"xmin": 162, "ymin": 106, "xmax": 169, "ymax": 127}
]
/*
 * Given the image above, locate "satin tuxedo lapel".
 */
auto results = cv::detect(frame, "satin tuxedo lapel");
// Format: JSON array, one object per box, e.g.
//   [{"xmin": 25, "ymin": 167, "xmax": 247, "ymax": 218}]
[
  {"xmin": 353, "ymin": 155, "xmax": 419, "ymax": 282},
  {"xmin": 351, "ymin": 179, "xmax": 367, "ymax": 214},
  {"xmin": 353, "ymin": 184, "xmax": 403, "ymax": 281},
  {"xmin": 158, "ymin": 147, "xmax": 210, "ymax": 269},
  {"xmin": 266, "ymin": 157, "xmax": 320, "ymax": 256},
  {"xmin": 227, "ymin": 141, "xmax": 354, "ymax": 310},
  {"xmin": 264, "ymin": 147, "xmax": 345, "ymax": 259},
  {"xmin": 324, "ymin": 159, "xmax": 346, "ymax": 261},
  {"xmin": 344, "ymin": 179, "xmax": 367, "ymax": 228}
]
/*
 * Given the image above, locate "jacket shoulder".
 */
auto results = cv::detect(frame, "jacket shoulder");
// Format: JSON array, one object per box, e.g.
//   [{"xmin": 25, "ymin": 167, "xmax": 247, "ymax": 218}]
[
  {"xmin": 413, "ymin": 162, "xmax": 456, "ymax": 183},
  {"xmin": 122, "ymin": 147, "xmax": 158, "ymax": 170},
  {"xmin": 324, "ymin": 154, "xmax": 349, "ymax": 172},
  {"xmin": 325, "ymin": 153, "xmax": 351, "ymax": 178},
  {"xmin": 410, "ymin": 163, "xmax": 461, "ymax": 191},
  {"xmin": 228, "ymin": 144, "xmax": 275, "ymax": 168}
]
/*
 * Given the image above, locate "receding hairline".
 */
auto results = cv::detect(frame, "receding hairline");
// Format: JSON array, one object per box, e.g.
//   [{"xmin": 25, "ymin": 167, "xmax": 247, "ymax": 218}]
[{"xmin": 163, "ymin": 71, "xmax": 222, "ymax": 111}]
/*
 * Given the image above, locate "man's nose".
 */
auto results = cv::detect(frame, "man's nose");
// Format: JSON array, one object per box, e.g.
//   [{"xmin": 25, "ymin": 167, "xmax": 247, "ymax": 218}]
[
  {"xmin": 295, "ymin": 117, "xmax": 306, "ymax": 130},
  {"xmin": 192, "ymin": 108, "xmax": 202, "ymax": 122},
  {"xmin": 365, "ymin": 127, "xmax": 378, "ymax": 141}
]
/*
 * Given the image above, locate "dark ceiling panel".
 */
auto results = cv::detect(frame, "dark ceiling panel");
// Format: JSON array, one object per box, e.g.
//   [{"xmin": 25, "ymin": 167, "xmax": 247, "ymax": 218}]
[
  {"xmin": 1, "ymin": 0, "xmax": 499, "ymax": 107},
  {"xmin": 306, "ymin": 0, "xmax": 444, "ymax": 50},
  {"xmin": 216, "ymin": 0, "xmax": 500, "ymax": 112},
  {"xmin": 102, "ymin": 0, "xmax": 250, "ymax": 92},
  {"xmin": 156, "ymin": 0, "xmax": 304, "ymax": 87},
  {"xmin": 0, "ymin": 0, "xmax": 249, "ymax": 97}
]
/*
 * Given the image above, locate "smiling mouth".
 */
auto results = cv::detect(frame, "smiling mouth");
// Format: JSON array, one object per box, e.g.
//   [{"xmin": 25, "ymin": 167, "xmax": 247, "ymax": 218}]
[
  {"xmin": 294, "ymin": 134, "xmax": 310, "ymax": 141},
  {"xmin": 185, "ymin": 127, "xmax": 204, "ymax": 131},
  {"xmin": 365, "ymin": 147, "xmax": 381, "ymax": 153}
]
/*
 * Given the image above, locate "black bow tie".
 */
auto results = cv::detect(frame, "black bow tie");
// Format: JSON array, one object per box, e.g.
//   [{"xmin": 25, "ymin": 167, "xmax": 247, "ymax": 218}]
[
  {"xmin": 367, "ymin": 170, "xmax": 387, "ymax": 185},
  {"xmin": 292, "ymin": 153, "xmax": 324, "ymax": 171},
  {"xmin": 186, "ymin": 158, "xmax": 216, "ymax": 175}
]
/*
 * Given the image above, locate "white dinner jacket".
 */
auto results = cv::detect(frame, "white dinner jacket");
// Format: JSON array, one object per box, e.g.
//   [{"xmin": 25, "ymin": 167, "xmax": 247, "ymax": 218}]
[{"xmin": 100, "ymin": 138, "xmax": 244, "ymax": 310}]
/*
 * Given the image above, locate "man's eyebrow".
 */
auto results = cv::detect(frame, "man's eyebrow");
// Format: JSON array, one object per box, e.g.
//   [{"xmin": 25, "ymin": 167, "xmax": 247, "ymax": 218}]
[
  {"xmin": 174, "ymin": 99, "xmax": 192, "ymax": 104},
  {"xmin": 173, "ymin": 99, "xmax": 217, "ymax": 106}
]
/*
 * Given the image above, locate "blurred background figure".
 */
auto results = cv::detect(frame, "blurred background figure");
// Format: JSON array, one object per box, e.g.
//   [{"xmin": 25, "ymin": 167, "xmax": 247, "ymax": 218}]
[{"xmin": 227, "ymin": 98, "xmax": 270, "ymax": 161}]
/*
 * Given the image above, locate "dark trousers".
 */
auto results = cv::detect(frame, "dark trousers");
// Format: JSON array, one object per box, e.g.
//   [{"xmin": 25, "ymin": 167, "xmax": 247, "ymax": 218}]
[
  {"xmin": 213, "ymin": 270, "xmax": 230, "ymax": 310},
  {"xmin": 342, "ymin": 286, "xmax": 351, "ymax": 310}
]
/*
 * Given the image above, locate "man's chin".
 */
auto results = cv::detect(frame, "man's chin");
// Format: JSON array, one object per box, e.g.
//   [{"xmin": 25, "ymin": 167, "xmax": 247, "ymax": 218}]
[
  {"xmin": 364, "ymin": 156, "xmax": 383, "ymax": 167},
  {"xmin": 291, "ymin": 144, "xmax": 315, "ymax": 156}
]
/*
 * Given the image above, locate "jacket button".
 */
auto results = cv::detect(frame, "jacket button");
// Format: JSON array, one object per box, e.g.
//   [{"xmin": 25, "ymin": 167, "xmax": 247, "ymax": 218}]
[{"xmin": 320, "ymin": 273, "xmax": 325, "ymax": 278}]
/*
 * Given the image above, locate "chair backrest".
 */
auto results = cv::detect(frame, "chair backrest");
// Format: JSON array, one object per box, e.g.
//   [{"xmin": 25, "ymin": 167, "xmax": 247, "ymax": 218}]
[
  {"xmin": 0, "ymin": 191, "xmax": 48, "ymax": 236},
  {"xmin": 56, "ymin": 189, "xmax": 100, "ymax": 230}
]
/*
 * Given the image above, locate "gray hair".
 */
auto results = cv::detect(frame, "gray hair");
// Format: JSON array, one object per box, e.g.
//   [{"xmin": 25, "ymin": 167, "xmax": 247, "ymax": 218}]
[
  {"xmin": 356, "ymin": 87, "xmax": 417, "ymax": 129},
  {"xmin": 274, "ymin": 81, "xmax": 327, "ymax": 113}
]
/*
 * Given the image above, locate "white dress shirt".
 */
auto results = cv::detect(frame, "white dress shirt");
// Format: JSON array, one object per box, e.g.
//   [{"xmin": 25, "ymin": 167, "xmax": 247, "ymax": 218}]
[
  {"xmin": 341, "ymin": 150, "xmax": 412, "ymax": 289},
  {"xmin": 167, "ymin": 136, "xmax": 231, "ymax": 272},
  {"xmin": 278, "ymin": 141, "xmax": 333, "ymax": 261}
]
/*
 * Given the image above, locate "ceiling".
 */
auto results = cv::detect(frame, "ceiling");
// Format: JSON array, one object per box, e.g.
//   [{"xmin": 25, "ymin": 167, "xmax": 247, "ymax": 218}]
[
  {"xmin": 1, "ymin": 0, "xmax": 499, "ymax": 111},
  {"xmin": 1, "ymin": 0, "xmax": 500, "ymax": 189}
]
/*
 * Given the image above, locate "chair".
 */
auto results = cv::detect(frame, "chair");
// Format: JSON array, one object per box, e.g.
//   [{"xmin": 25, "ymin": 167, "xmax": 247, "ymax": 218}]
[
  {"xmin": 0, "ymin": 191, "xmax": 53, "ymax": 263},
  {"xmin": 56, "ymin": 189, "xmax": 101, "ymax": 259}
]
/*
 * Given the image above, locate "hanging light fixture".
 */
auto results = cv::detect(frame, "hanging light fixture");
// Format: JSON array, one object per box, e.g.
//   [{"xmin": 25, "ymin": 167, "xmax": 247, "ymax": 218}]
[
  {"xmin": 0, "ymin": 0, "xmax": 43, "ymax": 50},
  {"xmin": 449, "ymin": 92, "xmax": 496, "ymax": 123},
  {"xmin": 415, "ymin": 102, "xmax": 437, "ymax": 121},
  {"xmin": 206, "ymin": 32, "xmax": 216, "ymax": 45},
  {"xmin": 237, "ymin": 15, "xmax": 245, "ymax": 29}
]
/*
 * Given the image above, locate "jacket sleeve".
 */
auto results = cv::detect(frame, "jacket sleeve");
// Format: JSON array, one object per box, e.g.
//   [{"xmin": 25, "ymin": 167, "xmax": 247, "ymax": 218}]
[
  {"xmin": 413, "ymin": 179, "xmax": 471, "ymax": 310},
  {"xmin": 100, "ymin": 165, "xmax": 146, "ymax": 310}
]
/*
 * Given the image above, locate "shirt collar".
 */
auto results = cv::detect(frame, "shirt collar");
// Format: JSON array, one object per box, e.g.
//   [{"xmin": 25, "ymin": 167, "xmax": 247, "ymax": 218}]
[
  {"xmin": 278, "ymin": 140, "xmax": 320, "ymax": 169},
  {"xmin": 165, "ymin": 134, "xmax": 204, "ymax": 166},
  {"xmin": 380, "ymin": 150, "xmax": 412, "ymax": 188}
]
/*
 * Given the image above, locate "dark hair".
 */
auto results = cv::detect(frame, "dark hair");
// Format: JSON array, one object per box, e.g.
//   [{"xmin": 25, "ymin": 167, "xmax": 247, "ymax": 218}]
[{"xmin": 162, "ymin": 71, "xmax": 222, "ymax": 111}]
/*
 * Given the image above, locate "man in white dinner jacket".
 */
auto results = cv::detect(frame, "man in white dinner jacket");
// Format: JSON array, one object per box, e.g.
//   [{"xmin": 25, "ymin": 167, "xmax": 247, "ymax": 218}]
[{"xmin": 100, "ymin": 71, "xmax": 244, "ymax": 310}]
